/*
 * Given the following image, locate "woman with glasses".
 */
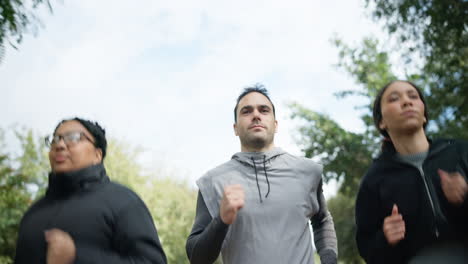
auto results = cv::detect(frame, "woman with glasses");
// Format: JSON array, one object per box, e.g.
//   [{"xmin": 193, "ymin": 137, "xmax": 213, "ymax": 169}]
[
  {"xmin": 14, "ymin": 117, "xmax": 167, "ymax": 264},
  {"xmin": 355, "ymin": 81, "xmax": 468, "ymax": 264}
]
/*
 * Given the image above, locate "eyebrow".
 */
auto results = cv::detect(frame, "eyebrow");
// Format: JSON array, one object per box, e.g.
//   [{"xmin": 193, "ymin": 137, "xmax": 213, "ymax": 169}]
[
  {"xmin": 239, "ymin": 104, "xmax": 271, "ymax": 112},
  {"xmin": 387, "ymin": 89, "xmax": 417, "ymax": 97},
  {"xmin": 55, "ymin": 130, "xmax": 86, "ymax": 136}
]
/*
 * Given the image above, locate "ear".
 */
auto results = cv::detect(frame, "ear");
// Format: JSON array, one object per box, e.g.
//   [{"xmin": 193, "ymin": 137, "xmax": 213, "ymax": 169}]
[
  {"xmin": 233, "ymin": 123, "xmax": 239, "ymax": 136},
  {"xmin": 379, "ymin": 120, "xmax": 387, "ymax": 130},
  {"xmin": 274, "ymin": 120, "xmax": 278, "ymax": 133},
  {"xmin": 423, "ymin": 116, "xmax": 427, "ymax": 124},
  {"xmin": 94, "ymin": 148, "xmax": 103, "ymax": 163}
]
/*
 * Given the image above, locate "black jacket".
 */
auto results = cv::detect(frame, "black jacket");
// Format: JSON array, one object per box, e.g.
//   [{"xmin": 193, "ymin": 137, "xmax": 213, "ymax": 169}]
[
  {"xmin": 14, "ymin": 164, "xmax": 167, "ymax": 264},
  {"xmin": 356, "ymin": 139, "xmax": 468, "ymax": 263}
]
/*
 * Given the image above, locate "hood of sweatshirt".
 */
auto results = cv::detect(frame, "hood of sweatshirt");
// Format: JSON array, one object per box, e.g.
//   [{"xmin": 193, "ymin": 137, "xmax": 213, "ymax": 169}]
[
  {"xmin": 231, "ymin": 147, "xmax": 287, "ymax": 202},
  {"xmin": 231, "ymin": 147, "xmax": 286, "ymax": 167}
]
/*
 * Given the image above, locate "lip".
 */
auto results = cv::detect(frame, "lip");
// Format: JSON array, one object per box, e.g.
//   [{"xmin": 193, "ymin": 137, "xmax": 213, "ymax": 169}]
[
  {"xmin": 249, "ymin": 124, "xmax": 266, "ymax": 129},
  {"xmin": 401, "ymin": 110, "xmax": 418, "ymax": 116},
  {"xmin": 53, "ymin": 155, "xmax": 67, "ymax": 162}
]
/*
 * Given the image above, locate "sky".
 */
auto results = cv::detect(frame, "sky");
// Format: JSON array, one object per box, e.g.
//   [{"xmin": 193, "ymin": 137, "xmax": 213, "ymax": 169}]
[{"xmin": 1, "ymin": 0, "xmax": 384, "ymax": 197}]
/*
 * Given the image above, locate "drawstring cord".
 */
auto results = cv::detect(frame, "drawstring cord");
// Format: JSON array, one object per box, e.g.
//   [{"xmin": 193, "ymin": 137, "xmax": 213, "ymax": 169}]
[
  {"xmin": 263, "ymin": 155, "xmax": 270, "ymax": 198},
  {"xmin": 251, "ymin": 156, "xmax": 271, "ymax": 203},
  {"xmin": 251, "ymin": 157, "xmax": 263, "ymax": 203}
]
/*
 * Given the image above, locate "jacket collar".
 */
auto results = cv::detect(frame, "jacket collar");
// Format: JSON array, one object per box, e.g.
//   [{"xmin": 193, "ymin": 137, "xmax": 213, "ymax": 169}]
[
  {"xmin": 380, "ymin": 138, "xmax": 451, "ymax": 161},
  {"xmin": 46, "ymin": 163, "xmax": 109, "ymax": 197},
  {"xmin": 231, "ymin": 147, "xmax": 286, "ymax": 168}
]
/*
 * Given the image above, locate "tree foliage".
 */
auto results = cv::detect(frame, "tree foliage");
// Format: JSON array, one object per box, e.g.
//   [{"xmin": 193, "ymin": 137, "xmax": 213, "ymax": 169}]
[
  {"xmin": 327, "ymin": 194, "xmax": 363, "ymax": 264},
  {"xmin": 0, "ymin": 128, "xmax": 47, "ymax": 263},
  {"xmin": 290, "ymin": 103, "xmax": 376, "ymax": 196},
  {"xmin": 0, "ymin": 0, "xmax": 52, "ymax": 62},
  {"xmin": 105, "ymin": 139, "xmax": 199, "ymax": 264},
  {"xmin": 0, "ymin": 154, "xmax": 31, "ymax": 263},
  {"xmin": 366, "ymin": 0, "xmax": 468, "ymax": 139}
]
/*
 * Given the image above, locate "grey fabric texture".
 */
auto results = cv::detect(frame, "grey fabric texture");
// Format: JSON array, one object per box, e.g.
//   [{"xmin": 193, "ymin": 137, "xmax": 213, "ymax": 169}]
[
  {"xmin": 196, "ymin": 147, "xmax": 337, "ymax": 264},
  {"xmin": 396, "ymin": 151, "xmax": 428, "ymax": 169}
]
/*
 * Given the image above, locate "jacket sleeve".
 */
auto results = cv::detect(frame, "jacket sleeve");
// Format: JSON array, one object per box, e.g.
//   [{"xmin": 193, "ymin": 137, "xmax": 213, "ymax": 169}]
[
  {"xmin": 355, "ymin": 179, "xmax": 402, "ymax": 264},
  {"xmin": 74, "ymin": 197, "xmax": 167, "ymax": 264},
  {"xmin": 186, "ymin": 191, "xmax": 229, "ymax": 264},
  {"xmin": 457, "ymin": 140, "xmax": 468, "ymax": 213},
  {"xmin": 311, "ymin": 181, "xmax": 338, "ymax": 264}
]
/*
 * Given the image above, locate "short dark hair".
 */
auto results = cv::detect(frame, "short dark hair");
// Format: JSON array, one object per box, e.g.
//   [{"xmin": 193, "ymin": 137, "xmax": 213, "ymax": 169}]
[
  {"xmin": 373, "ymin": 80, "xmax": 428, "ymax": 138},
  {"xmin": 54, "ymin": 117, "xmax": 107, "ymax": 160},
  {"xmin": 234, "ymin": 83, "xmax": 276, "ymax": 122}
]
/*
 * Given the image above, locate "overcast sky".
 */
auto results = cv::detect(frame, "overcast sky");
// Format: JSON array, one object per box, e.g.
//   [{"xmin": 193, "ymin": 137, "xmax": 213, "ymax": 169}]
[{"xmin": 1, "ymin": 0, "xmax": 384, "ymax": 196}]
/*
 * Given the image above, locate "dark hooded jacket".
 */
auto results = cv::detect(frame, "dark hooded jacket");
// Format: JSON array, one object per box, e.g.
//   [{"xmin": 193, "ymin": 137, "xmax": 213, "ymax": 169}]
[
  {"xmin": 356, "ymin": 139, "xmax": 468, "ymax": 263},
  {"xmin": 14, "ymin": 163, "xmax": 167, "ymax": 264}
]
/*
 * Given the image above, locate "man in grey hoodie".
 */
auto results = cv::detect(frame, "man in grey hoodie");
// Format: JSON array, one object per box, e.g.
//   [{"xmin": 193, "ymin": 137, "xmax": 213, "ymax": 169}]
[{"xmin": 186, "ymin": 84, "xmax": 338, "ymax": 264}]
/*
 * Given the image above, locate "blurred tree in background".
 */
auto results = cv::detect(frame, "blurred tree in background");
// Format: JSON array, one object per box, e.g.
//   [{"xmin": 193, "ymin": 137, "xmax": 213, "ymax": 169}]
[
  {"xmin": 366, "ymin": 0, "xmax": 467, "ymax": 139},
  {"xmin": 0, "ymin": 128, "xmax": 47, "ymax": 264}
]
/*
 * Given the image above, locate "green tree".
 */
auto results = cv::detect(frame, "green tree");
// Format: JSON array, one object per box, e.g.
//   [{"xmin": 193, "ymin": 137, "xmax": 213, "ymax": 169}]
[
  {"xmin": 0, "ymin": 154, "xmax": 30, "ymax": 264},
  {"xmin": 290, "ymin": 103, "xmax": 376, "ymax": 196},
  {"xmin": 365, "ymin": 0, "xmax": 468, "ymax": 139},
  {"xmin": 289, "ymin": 103, "xmax": 374, "ymax": 262},
  {"xmin": 106, "ymin": 140, "xmax": 222, "ymax": 263},
  {"xmin": 0, "ymin": 128, "xmax": 47, "ymax": 263},
  {"xmin": 105, "ymin": 139, "xmax": 201, "ymax": 263},
  {"xmin": 14, "ymin": 128, "xmax": 49, "ymax": 195},
  {"xmin": 0, "ymin": 0, "xmax": 52, "ymax": 62},
  {"xmin": 328, "ymin": 194, "xmax": 364, "ymax": 264}
]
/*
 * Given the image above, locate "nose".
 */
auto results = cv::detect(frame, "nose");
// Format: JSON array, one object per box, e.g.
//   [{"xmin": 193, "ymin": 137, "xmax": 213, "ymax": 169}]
[
  {"xmin": 402, "ymin": 94, "xmax": 413, "ymax": 107},
  {"xmin": 252, "ymin": 108, "xmax": 262, "ymax": 120},
  {"xmin": 52, "ymin": 137, "xmax": 67, "ymax": 151}
]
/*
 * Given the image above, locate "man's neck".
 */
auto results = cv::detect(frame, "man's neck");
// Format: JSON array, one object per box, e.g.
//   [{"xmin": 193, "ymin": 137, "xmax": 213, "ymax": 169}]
[
  {"xmin": 241, "ymin": 143, "xmax": 275, "ymax": 153},
  {"xmin": 389, "ymin": 129, "xmax": 429, "ymax": 155}
]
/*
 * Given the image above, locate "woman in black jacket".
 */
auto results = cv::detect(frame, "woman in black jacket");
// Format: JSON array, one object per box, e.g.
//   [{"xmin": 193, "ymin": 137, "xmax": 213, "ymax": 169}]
[
  {"xmin": 14, "ymin": 117, "xmax": 167, "ymax": 264},
  {"xmin": 355, "ymin": 81, "xmax": 468, "ymax": 263}
]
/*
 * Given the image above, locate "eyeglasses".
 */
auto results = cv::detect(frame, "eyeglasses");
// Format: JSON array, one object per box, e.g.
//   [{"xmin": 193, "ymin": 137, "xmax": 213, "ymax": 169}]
[{"xmin": 45, "ymin": 131, "xmax": 95, "ymax": 148}]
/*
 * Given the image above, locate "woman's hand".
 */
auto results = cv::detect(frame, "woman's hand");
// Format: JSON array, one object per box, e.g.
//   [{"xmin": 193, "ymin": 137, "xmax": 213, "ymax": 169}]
[
  {"xmin": 383, "ymin": 204, "xmax": 405, "ymax": 246},
  {"xmin": 439, "ymin": 169, "xmax": 468, "ymax": 205}
]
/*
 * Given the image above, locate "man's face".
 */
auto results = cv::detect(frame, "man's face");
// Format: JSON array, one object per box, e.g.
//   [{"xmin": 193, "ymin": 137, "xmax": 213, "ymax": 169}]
[{"xmin": 234, "ymin": 92, "xmax": 277, "ymax": 152}]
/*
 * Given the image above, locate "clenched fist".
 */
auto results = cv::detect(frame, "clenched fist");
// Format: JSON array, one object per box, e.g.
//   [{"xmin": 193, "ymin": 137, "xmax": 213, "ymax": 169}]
[
  {"xmin": 383, "ymin": 204, "xmax": 405, "ymax": 246},
  {"xmin": 220, "ymin": 184, "xmax": 245, "ymax": 225},
  {"xmin": 439, "ymin": 169, "xmax": 468, "ymax": 205},
  {"xmin": 45, "ymin": 229, "xmax": 76, "ymax": 264}
]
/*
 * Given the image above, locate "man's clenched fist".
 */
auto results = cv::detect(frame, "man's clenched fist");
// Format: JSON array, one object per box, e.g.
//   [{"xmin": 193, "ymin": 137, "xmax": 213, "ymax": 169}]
[{"xmin": 220, "ymin": 184, "xmax": 245, "ymax": 225}]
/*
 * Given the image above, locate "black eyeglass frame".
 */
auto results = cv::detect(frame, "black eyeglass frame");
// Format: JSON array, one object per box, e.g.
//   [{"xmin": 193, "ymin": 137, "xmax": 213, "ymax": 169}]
[{"xmin": 45, "ymin": 131, "xmax": 95, "ymax": 148}]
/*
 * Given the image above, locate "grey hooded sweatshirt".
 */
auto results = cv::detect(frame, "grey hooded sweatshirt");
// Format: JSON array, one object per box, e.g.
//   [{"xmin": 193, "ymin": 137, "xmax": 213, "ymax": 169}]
[{"xmin": 194, "ymin": 147, "xmax": 337, "ymax": 264}]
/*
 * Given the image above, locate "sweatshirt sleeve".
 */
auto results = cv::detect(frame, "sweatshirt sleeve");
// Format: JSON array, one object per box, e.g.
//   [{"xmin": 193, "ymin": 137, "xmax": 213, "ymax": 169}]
[
  {"xmin": 186, "ymin": 191, "xmax": 229, "ymax": 264},
  {"xmin": 355, "ymin": 179, "xmax": 402, "ymax": 264},
  {"xmin": 311, "ymin": 181, "xmax": 338, "ymax": 264},
  {"xmin": 74, "ymin": 196, "xmax": 167, "ymax": 264}
]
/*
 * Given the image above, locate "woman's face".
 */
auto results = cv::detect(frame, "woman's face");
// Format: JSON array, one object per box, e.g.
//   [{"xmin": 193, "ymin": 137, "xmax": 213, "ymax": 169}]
[
  {"xmin": 48, "ymin": 120, "xmax": 102, "ymax": 173},
  {"xmin": 379, "ymin": 81, "xmax": 426, "ymax": 137}
]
